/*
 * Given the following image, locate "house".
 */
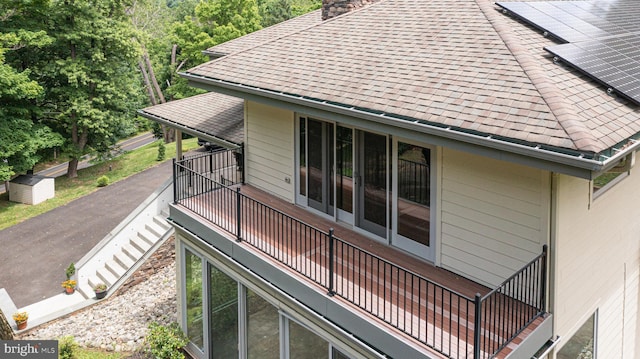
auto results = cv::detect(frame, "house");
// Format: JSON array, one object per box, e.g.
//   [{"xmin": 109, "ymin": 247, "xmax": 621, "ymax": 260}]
[{"xmin": 138, "ymin": 0, "xmax": 640, "ymax": 358}]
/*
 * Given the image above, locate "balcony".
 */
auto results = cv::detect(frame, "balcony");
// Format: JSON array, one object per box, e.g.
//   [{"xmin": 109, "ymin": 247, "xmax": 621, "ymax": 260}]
[{"xmin": 172, "ymin": 149, "xmax": 550, "ymax": 359}]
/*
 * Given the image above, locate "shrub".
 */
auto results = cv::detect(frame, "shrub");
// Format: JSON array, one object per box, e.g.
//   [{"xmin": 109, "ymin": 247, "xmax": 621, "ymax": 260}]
[
  {"xmin": 157, "ymin": 141, "xmax": 166, "ymax": 161},
  {"xmin": 65, "ymin": 262, "xmax": 76, "ymax": 280},
  {"xmin": 145, "ymin": 322, "xmax": 188, "ymax": 359},
  {"xmin": 97, "ymin": 175, "xmax": 110, "ymax": 187},
  {"xmin": 58, "ymin": 336, "xmax": 77, "ymax": 359}
]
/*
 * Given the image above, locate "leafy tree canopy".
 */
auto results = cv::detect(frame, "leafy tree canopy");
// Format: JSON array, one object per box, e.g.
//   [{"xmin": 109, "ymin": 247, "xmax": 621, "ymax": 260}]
[
  {"xmin": 259, "ymin": 0, "xmax": 292, "ymax": 27},
  {"xmin": 38, "ymin": 0, "xmax": 144, "ymax": 177},
  {"xmin": 0, "ymin": 0, "xmax": 62, "ymax": 182}
]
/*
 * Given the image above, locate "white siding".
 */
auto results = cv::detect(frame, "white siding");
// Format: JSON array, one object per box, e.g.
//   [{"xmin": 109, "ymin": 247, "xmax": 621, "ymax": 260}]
[
  {"xmin": 245, "ymin": 101, "xmax": 295, "ymax": 202},
  {"xmin": 439, "ymin": 148, "xmax": 549, "ymax": 287},
  {"xmin": 623, "ymin": 259, "xmax": 640, "ymax": 358},
  {"xmin": 553, "ymin": 169, "xmax": 640, "ymax": 358}
]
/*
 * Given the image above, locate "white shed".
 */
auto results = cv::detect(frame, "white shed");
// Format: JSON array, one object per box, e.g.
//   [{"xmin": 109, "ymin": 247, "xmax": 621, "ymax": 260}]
[{"xmin": 9, "ymin": 175, "xmax": 55, "ymax": 205}]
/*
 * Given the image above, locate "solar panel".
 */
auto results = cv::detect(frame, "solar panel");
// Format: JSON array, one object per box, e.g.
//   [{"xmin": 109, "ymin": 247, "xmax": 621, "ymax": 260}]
[{"xmin": 497, "ymin": 0, "xmax": 640, "ymax": 106}]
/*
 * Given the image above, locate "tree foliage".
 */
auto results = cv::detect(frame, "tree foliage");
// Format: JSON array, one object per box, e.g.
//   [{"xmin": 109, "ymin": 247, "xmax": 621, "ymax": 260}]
[
  {"xmin": 0, "ymin": 0, "xmax": 63, "ymax": 182},
  {"xmin": 165, "ymin": 0, "xmax": 262, "ymax": 99},
  {"xmin": 39, "ymin": 0, "xmax": 144, "ymax": 177},
  {"xmin": 259, "ymin": 0, "xmax": 292, "ymax": 27}
]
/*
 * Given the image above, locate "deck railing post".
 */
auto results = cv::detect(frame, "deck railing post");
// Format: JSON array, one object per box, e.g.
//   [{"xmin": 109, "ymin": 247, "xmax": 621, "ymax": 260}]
[
  {"xmin": 540, "ymin": 244, "xmax": 548, "ymax": 312},
  {"xmin": 473, "ymin": 293, "xmax": 483, "ymax": 359},
  {"xmin": 327, "ymin": 228, "xmax": 335, "ymax": 296},
  {"xmin": 240, "ymin": 143, "xmax": 245, "ymax": 185},
  {"xmin": 172, "ymin": 158, "xmax": 178, "ymax": 204},
  {"xmin": 236, "ymin": 187, "xmax": 242, "ymax": 242}
]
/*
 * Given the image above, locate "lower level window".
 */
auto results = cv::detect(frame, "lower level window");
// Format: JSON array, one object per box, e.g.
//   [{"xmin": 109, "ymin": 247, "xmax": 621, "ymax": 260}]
[
  {"xmin": 182, "ymin": 245, "xmax": 356, "ymax": 359},
  {"xmin": 247, "ymin": 289, "xmax": 279, "ymax": 359},
  {"xmin": 209, "ymin": 264, "xmax": 238, "ymax": 358},
  {"xmin": 557, "ymin": 312, "xmax": 596, "ymax": 359},
  {"xmin": 185, "ymin": 250, "xmax": 203, "ymax": 350},
  {"xmin": 289, "ymin": 319, "xmax": 329, "ymax": 358}
]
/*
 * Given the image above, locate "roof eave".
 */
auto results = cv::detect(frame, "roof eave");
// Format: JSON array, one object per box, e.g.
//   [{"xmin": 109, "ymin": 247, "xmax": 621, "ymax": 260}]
[
  {"xmin": 137, "ymin": 109, "xmax": 242, "ymax": 149},
  {"xmin": 180, "ymin": 71, "xmax": 639, "ymax": 179}
]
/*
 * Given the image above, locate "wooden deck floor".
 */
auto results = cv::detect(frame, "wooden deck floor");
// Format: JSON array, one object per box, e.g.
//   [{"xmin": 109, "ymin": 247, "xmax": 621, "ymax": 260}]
[{"xmin": 177, "ymin": 183, "xmax": 543, "ymax": 358}]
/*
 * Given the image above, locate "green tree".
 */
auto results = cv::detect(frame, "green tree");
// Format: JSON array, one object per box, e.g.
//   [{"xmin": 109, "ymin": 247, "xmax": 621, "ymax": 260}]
[
  {"xmin": 290, "ymin": 0, "xmax": 321, "ymax": 16},
  {"xmin": 164, "ymin": 0, "xmax": 262, "ymax": 100},
  {"xmin": 0, "ymin": 0, "xmax": 63, "ymax": 183},
  {"xmin": 259, "ymin": 0, "xmax": 292, "ymax": 27},
  {"xmin": 41, "ymin": 0, "xmax": 143, "ymax": 178}
]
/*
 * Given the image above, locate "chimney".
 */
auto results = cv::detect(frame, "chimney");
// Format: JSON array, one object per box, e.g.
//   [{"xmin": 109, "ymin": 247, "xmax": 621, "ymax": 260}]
[{"xmin": 322, "ymin": 0, "xmax": 380, "ymax": 20}]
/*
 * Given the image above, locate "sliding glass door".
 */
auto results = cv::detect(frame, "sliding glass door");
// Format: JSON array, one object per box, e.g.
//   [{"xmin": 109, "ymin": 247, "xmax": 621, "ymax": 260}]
[
  {"xmin": 356, "ymin": 131, "xmax": 389, "ymax": 238},
  {"xmin": 297, "ymin": 117, "xmax": 434, "ymax": 261},
  {"xmin": 298, "ymin": 118, "xmax": 353, "ymax": 221},
  {"xmin": 393, "ymin": 141, "xmax": 433, "ymax": 260}
]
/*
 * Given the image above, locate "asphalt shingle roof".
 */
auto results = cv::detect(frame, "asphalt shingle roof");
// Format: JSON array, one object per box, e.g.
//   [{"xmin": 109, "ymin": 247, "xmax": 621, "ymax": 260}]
[
  {"xmin": 139, "ymin": 92, "xmax": 244, "ymax": 145},
  {"xmin": 184, "ymin": 0, "xmax": 640, "ymax": 156},
  {"xmin": 205, "ymin": 10, "xmax": 322, "ymax": 56}
]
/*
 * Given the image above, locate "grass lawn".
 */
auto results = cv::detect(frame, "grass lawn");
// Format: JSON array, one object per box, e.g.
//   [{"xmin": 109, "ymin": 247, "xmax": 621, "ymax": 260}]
[
  {"xmin": 0, "ymin": 138, "xmax": 198, "ymax": 231},
  {"xmin": 76, "ymin": 348, "xmax": 132, "ymax": 359}
]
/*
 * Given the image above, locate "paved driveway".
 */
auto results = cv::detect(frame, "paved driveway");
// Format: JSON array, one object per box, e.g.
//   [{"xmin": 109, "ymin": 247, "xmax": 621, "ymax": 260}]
[{"xmin": 0, "ymin": 161, "xmax": 172, "ymax": 308}]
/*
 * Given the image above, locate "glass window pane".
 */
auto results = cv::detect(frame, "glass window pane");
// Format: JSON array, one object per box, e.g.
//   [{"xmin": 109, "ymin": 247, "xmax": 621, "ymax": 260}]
[
  {"xmin": 308, "ymin": 119, "xmax": 324, "ymax": 204},
  {"xmin": 337, "ymin": 126, "xmax": 353, "ymax": 213},
  {"xmin": 185, "ymin": 250, "xmax": 204, "ymax": 350},
  {"xmin": 288, "ymin": 320, "xmax": 328, "ymax": 359},
  {"xmin": 363, "ymin": 131, "xmax": 388, "ymax": 232},
  {"xmin": 593, "ymin": 155, "xmax": 629, "ymax": 194},
  {"xmin": 332, "ymin": 347, "xmax": 350, "ymax": 359},
  {"xmin": 557, "ymin": 313, "xmax": 595, "ymax": 359},
  {"xmin": 299, "ymin": 118, "xmax": 306, "ymax": 196},
  {"xmin": 247, "ymin": 289, "xmax": 280, "ymax": 359},
  {"xmin": 397, "ymin": 143, "xmax": 430, "ymax": 246},
  {"xmin": 209, "ymin": 264, "xmax": 238, "ymax": 358}
]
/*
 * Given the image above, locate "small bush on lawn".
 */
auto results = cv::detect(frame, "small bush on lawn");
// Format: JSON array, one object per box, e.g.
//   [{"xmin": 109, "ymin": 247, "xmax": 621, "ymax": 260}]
[
  {"xmin": 157, "ymin": 142, "xmax": 166, "ymax": 161},
  {"xmin": 145, "ymin": 322, "xmax": 188, "ymax": 359},
  {"xmin": 97, "ymin": 175, "xmax": 110, "ymax": 187},
  {"xmin": 59, "ymin": 336, "xmax": 78, "ymax": 359}
]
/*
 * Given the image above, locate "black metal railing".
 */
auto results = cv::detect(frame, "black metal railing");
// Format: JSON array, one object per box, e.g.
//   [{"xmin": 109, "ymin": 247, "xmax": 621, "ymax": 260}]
[
  {"xmin": 173, "ymin": 152, "xmax": 547, "ymax": 359},
  {"xmin": 474, "ymin": 245, "xmax": 547, "ymax": 358}
]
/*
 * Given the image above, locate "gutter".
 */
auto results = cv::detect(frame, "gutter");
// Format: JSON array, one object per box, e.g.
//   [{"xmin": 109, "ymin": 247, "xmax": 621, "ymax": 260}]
[
  {"xmin": 179, "ymin": 72, "xmax": 640, "ymax": 175},
  {"xmin": 137, "ymin": 109, "xmax": 241, "ymax": 149}
]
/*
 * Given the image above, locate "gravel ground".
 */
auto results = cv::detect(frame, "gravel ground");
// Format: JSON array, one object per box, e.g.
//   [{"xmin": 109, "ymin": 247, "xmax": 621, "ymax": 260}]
[{"xmin": 19, "ymin": 262, "xmax": 177, "ymax": 353}]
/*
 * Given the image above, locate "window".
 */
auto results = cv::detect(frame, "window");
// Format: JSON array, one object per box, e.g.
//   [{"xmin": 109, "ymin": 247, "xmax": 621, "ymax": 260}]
[
  {"xmin": 209, "ymin": 264, "xmax": 238, "ymax": 358},
  {"xmin": 182, "ymin": 243, "xmax": 361, "ymax": 358},
  {"xmin": 185, "ymin": 250, "xmax": 204, "ymax": 350},
  {"xmin": 593, "ymin": 154, "xmax": 632, "ymax": 196},
  {"xmin": 288, "ymin": 319, "xmax": 329, "ymax": 359},
  {"xmin": 247, "ymin": 289, "xmax": 280, "ymax": 359},
  {"xmin": 557, "ymin": 312, "xmax": 596, "ymax": 359}
]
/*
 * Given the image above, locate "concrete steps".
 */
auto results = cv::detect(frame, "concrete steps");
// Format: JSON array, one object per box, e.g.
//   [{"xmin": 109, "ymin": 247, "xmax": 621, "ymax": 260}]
[{"xmin": 78, "ymin": 213, "xmax": 171, "ymax": 299}]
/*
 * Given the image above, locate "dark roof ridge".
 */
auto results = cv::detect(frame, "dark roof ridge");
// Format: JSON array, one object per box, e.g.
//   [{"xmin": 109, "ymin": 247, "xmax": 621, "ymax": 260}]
[{"xmin": 476, "ymin": 0, "xmax": 599, "ymax": 153}]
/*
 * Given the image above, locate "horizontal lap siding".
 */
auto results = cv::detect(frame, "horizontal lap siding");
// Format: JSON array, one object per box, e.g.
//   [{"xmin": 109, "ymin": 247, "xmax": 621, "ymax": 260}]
[
  {"xmin": 555, "ymin": 172, "xmax": 640, "ymax": 358},
  {"xmin": 245, "ymin": 101, "xmax": 295, "ymax": 202},
  {"xmin": 440, "ymin": 149, "xmax": 549, "ymax": 288},
  {"xmin": 623, "ymin": 260, "xmax": 639, "ymax": 358}
]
